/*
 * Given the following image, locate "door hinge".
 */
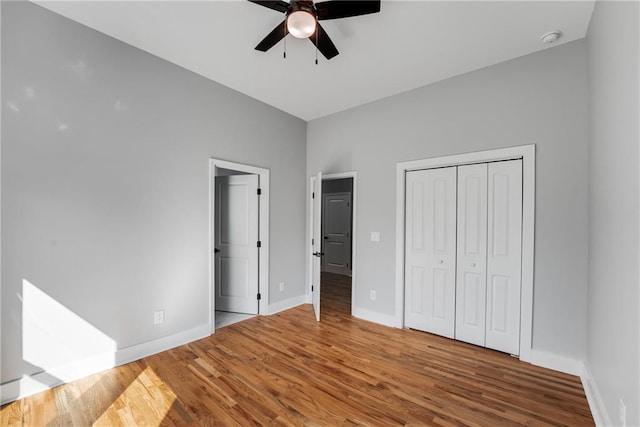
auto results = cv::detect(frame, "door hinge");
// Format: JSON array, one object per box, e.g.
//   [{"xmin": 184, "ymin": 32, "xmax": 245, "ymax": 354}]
[
  {"xmin": 257, "ymin": 293, "xmax": 261, "ymax": 300},
  {"xmin": 257, "ymin": 188, "xmax": 262, "ymax": 195},
  {"xmin": 257, "ymin": 241, "xmax": 262, "ymax": 248},
  {"xmin": 312, "ymin": 238, "xmax": 314, "ymax": 245},
  {"xmin": 312, "ymin": 192, "xmax": 315, "ymax": 199},
  {"xmin": 311, "ymin": 285, "xmax": 314, "ymax": 292}
]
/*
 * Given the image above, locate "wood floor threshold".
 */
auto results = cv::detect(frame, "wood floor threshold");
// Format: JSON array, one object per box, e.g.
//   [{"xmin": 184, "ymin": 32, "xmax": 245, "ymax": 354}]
[{"xmin": 1, "ymin": 273, "xmax": 594, "ymax": 426}]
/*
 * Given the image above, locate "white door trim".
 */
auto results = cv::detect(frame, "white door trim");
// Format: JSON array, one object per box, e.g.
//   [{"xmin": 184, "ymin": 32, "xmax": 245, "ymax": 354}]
[
  {"xmin": 308, "ymin": 176, "xmax": 316, "ymax": 304},
  {"xmin": 307, "ymin": 172, "xmax": 358, "ymax": 317},
  {"xmin": 210, "ymin": 158, "xmax": 270, "ymax": 333},
  {"xmin": 395, "ymin": 145, "xmax": 535, "ymax": 362}
]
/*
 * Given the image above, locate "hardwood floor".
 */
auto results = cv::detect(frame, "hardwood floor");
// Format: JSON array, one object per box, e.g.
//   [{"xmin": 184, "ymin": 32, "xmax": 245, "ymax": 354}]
[{"xmin": 1, "ymin": 273, "xmax": 593, "ymax": 426}]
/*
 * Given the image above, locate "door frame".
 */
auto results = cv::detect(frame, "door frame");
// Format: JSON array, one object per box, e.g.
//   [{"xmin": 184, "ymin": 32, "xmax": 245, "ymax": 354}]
[
  {"xmin": 308, "ymin": 172, "xmax": 358, "ymax": 317},
  {"xmin": 395, "ymin": 145, "xmax": 535, "ymax": 361},
  {"xmin": 321, "ymin": 191, "xmax": 352, "ymax": 275},
  {"xmin": 210, "ymin": 158, "xmax": 270, "ymax": 333}
]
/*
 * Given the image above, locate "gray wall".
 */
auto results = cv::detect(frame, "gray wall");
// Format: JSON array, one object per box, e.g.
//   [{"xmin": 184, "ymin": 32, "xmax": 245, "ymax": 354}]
[
  {"xmin": 586, "ymin": 1, "xmax": 639, "ymax": 424},
  {"xmin": 308, "ymin": 40, "xmax": 589, "ymax": 360},
  {"xmin": 1, "ymin": 2, "xmax": 306, "ymax": 384}
]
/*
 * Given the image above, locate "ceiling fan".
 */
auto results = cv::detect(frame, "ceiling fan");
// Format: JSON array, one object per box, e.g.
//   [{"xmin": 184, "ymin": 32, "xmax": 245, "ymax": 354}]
[{"xmin": 248, "ymin": 0, "xmax": 381, "ymax": 60}]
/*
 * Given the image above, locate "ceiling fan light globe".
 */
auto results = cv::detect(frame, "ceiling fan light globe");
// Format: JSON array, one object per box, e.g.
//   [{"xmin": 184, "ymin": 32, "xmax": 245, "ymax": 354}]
[{"xmin": 287, "ymin": 11, "xmax": 316, "ymax": 38}]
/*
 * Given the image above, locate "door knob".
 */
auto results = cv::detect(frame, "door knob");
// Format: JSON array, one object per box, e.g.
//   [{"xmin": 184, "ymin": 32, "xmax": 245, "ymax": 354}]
[
  {"xmin": 324, "ymin": 236, "xmax": 329, "ymax": 239},
  {"xmin": 439, "ymin": 259, "xmax": 444, "ymax": 264},
  {"xmin": 214, "ymin": 248, "xmax": 220, "ymax": 254},
  {"xmin": 471, "ymin": 262, "xmax": 476, "ymax": 267}
]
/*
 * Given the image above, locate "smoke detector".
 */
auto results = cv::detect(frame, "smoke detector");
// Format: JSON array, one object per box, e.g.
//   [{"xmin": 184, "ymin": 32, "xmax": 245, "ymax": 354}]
[{"xmin": 541, "ymin": 31, "xmax": 562, "ymax": 44}]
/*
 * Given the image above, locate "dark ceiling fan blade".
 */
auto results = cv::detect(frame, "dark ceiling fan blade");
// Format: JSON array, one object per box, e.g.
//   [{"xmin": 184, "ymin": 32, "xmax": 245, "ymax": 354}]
[
  {"xmin": 248, "ymin": 0, "xmax": 290, "ymax": 14},
  {"xmin": 315, "ymin": 0, "xmax": 380, "ymax": 20},
  {"xmin": 255, "ymin": 20, "xmax": 289, "ymax": 51},
  {"xmin": 309, "ymin": 23, "xmax": 339, "ymax": 60}
]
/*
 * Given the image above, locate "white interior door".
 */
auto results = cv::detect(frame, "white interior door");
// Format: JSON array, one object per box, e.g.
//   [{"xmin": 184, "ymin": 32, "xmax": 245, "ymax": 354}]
[
  {"xmin": 455, "ymin": 164, "xmax": 488, "ymax": 346},
  {"xmin": 404, "ymin": 167, "xmax": 457, "ymax": 338},
  {"xmin": 311, "ymin": 172, "xmax": 322, "ymax": 321},
  {"xmin": 215, "ymin": 174, "xmax": 259, "ymax": 315},
  {"xmin": 322, "ymin": 192, "xmax": 351, "ymax": 275},
  {"xmin": 486, "ymin": 160, "xmax": 522, "ymax": 355}
]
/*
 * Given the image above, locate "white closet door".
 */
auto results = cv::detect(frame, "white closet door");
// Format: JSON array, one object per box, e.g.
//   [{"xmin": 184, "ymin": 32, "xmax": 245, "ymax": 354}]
[
  {"xmin": 486, "ymin": 160, "xmax": 523, "ymax": 355},
  {"xmin": 215, "ymin": 175, "xmax": 259, "ymax": 315},
  {"xmin": 405, "ymin": 167, "xmax": 457, "ymax": 338},
  {"xmin": 455, "ymin": 164, "xmax": 488, "ymax": 346}
]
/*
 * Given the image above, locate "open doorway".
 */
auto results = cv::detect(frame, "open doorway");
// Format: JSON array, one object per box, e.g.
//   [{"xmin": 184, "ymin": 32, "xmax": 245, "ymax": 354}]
[
  {"xmin": 309, "ymin": 172, "xmax": 357, "ymax": 321},
  {"xmin": 321, "ymin": 178, "xmax": 353, "ymax": 317},
  {"xmin": 210, "ymin": 159, "xmax": 270, "ymax": 332}
]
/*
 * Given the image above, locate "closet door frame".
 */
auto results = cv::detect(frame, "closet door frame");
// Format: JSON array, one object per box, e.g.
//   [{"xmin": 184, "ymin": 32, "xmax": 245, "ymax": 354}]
[{"xmin": 395, "ymin": 145, "xmax": 535, "ymax": 362}]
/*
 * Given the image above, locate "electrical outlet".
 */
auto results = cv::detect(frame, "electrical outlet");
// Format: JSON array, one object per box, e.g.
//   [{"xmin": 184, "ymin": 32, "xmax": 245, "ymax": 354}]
[
  {"xmin": 154, "ymin": 310, "xmax": 164, "ymax": 325},
  {"xmin": 370, "ymin": 290, "xmax": 377, "ymax": 301},
  {"xmin": 279, "ymin": 282, "xmax": 285, "ymax": 292},
  {"xmin": 619, "ymin": 398, "xmax": 626, "ymax": 426},
  {"xmin": 370, "ymin": 232, "xmax": 380, "ymax": 242}
]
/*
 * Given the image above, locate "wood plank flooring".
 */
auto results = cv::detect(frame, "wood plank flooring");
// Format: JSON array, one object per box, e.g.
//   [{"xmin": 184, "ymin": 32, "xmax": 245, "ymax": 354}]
[{"xmin": 1, "ymin": 273, "xmax": 593, "ymax": 426}]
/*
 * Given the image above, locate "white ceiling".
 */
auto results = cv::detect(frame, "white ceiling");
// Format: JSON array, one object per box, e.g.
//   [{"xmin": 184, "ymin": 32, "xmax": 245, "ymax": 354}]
[{"xmin": 35, "ymin": 0, "xmax": 595, "ymax": 121}]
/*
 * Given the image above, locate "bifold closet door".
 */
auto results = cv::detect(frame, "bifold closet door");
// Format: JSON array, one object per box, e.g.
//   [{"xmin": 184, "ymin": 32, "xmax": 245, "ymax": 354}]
[
  {"xmin": 404, "ymin": 167, "xmax": 457, "ymax": 338},
  {"xmin": 486, "ymin": 160, "xmax": 522, "ymax": 355},
  {"xmin": 455, "ymin": 163, "xmax": 488, "ymax": 347}
]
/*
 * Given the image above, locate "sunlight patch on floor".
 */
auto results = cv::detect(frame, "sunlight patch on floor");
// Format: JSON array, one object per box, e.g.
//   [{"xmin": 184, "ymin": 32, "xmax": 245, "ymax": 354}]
[{"xmin": 93, "ymin": 367, "xmax": 176, "ymax": 426}]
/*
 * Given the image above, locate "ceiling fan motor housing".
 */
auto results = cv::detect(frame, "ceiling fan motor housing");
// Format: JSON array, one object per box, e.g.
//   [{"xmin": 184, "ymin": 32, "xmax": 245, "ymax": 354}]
[{"xmin": 288, "ymin": 0, "xmax": 316, "ymax": 18}]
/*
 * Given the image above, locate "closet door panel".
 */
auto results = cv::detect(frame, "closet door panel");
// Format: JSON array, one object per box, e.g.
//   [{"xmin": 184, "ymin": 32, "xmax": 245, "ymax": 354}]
[
  {"xmin": 405, "ymin": 167, "xmax": 457, "ymax": 338},
  {"xmin": 455, "ymin": 164, "xmax": 488, "ymax": 346},
  {"xmin": 405, "ymin": 173, "xmax": 428, "ymax": 330},
  {"xmin": 486, "ymin": 160, "xmax": 522, "ymax": 355}
]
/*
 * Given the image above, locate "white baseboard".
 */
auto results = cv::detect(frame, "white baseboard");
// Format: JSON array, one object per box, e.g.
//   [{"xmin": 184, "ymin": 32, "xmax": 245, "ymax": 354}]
[
  {"xmin": 581, "ymin": 362, "xmax": 612, "ymax": 427},
  {"xmin": 0, "ymin": 323, "xmax": 211, "ymax": 405},
  {"xmin": 520, "ymin": 350, "xmax": 609, "ymax": 425},
  {"xmin": 114, "ymin": 324, "xmax": 211, "ymax": 366},
  {"xmin": 267, "ymin": 295, "xmax": 306, "ymax": 315},
  {"xmin": 0, "ymin": 354, "xmax": 114, "ymax": 406},
  {"xmin": 352, "ymin": 307, "xmax": 397, "ymax": 328},
  {"xmin": 520, "ymin": 348, "xmax": 584, "ymax": 376}
]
